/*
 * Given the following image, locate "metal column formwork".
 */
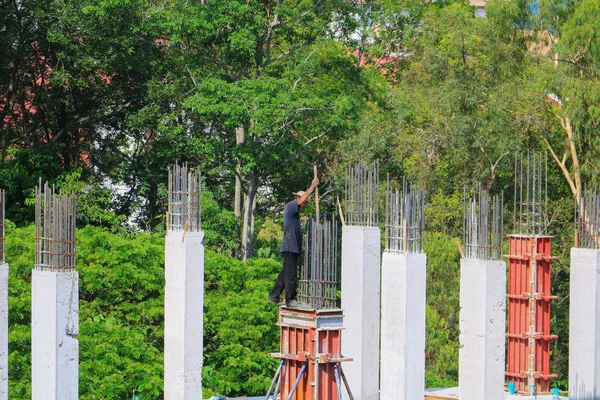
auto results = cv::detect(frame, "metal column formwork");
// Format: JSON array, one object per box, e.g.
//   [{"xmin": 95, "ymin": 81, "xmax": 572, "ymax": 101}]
[
  {"xmin": 270, "ymin": 308, "xmax": 352, "ymax": 400},
  {"xmin": 505, "ymin": 153, "xmax": 557, "ymax": 394}
]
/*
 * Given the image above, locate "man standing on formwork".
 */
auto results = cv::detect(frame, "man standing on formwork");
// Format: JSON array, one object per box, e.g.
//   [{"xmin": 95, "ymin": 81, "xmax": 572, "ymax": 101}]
[{"xmin": 268, "ymin": 177, "xmax": 319, "ymax": 308}]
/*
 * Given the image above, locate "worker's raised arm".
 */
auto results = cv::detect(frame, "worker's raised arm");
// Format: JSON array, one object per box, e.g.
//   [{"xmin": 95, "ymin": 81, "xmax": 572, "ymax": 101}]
[{"xmin": 297, "ymin": 178, "xmax": 319, "ymax": 206}]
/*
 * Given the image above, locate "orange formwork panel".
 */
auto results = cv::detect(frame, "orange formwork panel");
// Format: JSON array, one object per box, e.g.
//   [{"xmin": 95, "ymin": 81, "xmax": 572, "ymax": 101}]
[
  {"xmin": 270, "ymin": 307, "xmax": 352, "ymax": 400},
  {"xmin": 505, "ymin": 235, "xmax": 558, "ymax": 394}
]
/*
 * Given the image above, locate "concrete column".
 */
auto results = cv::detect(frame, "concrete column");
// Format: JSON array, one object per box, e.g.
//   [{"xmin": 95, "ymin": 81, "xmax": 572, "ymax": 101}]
[
  {"xmin": 341, "ymin": 225, "xmax": 380, "ymax": 400},
  {"xmin": 0, "ymin": 264, "xmax": 7, "ymax": 400},
  {"xmin": 164, "ymin": 231, "xmax": 204, "ymax": 400},
  {"xmin": 380, "ymin": 252, "xmax": 426, "ymax": 400},
  {"xmin": 569, "ymin": 248, "xmax": 600, "ymax": 399},
  {"xmin": 31, "ymin": 270, "xmax": 79, "ymax": 400},
  {"xmin": 458, "ymin": 258, "xmax": 506, "ymax": 400}
]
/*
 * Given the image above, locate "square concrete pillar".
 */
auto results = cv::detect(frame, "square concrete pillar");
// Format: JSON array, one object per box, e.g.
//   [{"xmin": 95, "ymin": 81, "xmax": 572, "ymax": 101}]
[
  {"xmin": 380, "ymin": 252, "xmax": 426, "ymax": 400},
  {"xmin": 341, "ymin": 225, "xmax": 380, "ymax": 400},
  {"xmin": 458, "ymin": 258, "xmax": 506, "ymax": 400},
  {"xmin": 0, "ymin": 264, "xmax": 7, "ymax": 400},
  {"xmin": 31, "ymin": 270, "xmax": 79, "ymax": 400},
  {"xmin": 164, "ymin": 231, "xmax": 204, "ymax": 400},
  {"xmin": 569, "ymin": 248, "xmax": 600, "ymax": 399}
]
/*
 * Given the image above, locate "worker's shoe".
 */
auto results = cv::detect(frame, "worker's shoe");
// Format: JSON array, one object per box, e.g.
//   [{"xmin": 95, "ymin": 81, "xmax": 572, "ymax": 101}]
[
  {"xmin": 286, "ymin": 300, "xmax": 303, "ymax": 309},
  {"xmin": 268, "ymin": 296, "xmax": 284, "ymax": 305}
]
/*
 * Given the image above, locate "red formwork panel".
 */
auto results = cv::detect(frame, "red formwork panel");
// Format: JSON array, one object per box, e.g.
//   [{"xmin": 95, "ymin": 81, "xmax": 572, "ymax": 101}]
[
  {"xmin": 505, "ymin": 235, "xmax": 558, "ymax": 394},
  {"xmin": 271, "ymin": 308, "xmax": 352, "ymax": 400}
]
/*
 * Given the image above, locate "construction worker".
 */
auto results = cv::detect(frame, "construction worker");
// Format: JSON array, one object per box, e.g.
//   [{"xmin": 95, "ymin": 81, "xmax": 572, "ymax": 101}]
[{"xmin": 268, "ymin": 177, "xmax": 319, "ymax": 308}]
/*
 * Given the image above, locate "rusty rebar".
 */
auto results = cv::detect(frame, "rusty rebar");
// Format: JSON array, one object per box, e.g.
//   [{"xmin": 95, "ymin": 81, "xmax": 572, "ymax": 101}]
[
  {"xmin": 345, "ymin": 161, "xmax": 379, "ymax": 227},
  {"xmin": 575, "ymin": 188, "xmax": 600, "ymax": 249},
  {"xmin": 513, "ymin": 153, "xmax": 548, "ymax": 236},
  {"xmin": 385, "ymin": 177, "xmax": 424, "ymax": 254},
  {"xmin": 463, "ymin": 187, "xmax": 504, "ymax": 260},
  {"xmin": 34, "ymin": 181, "xmax": 76, "ymax": 271},
  {"xmin": 297, "ymin": 215, "xmax": 339, "ymax": 310},
  {"xmin": 167, "ymin": 164, "xmax": 201, "ymax": 233}
]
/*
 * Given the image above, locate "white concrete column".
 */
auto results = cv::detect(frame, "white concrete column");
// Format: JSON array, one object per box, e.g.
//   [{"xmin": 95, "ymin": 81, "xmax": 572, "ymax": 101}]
[
  {"xmin": 458, "ymin": 258, "xmax": 506, "ymax": 400},
  {"xmin": 31, "ymin": 270, "xmax": 79, "ymax": 400},
  {"xmin": 380, "ymin": 252, "xmax": 426, "ymax": 400},
  {"xmin": 0, "ymin": 263, "xmax": 8, "ymax": 400},
  {"xmin": 569, "ymin": 248, "xmax": 600, "ymax": 399},
  {"xmin": 164, "ymin": 231, "xmax": 204, "ymax": 400},
  {"xmin": 341, "ymin": 225, "xmax": 380, "ymax": 400}
]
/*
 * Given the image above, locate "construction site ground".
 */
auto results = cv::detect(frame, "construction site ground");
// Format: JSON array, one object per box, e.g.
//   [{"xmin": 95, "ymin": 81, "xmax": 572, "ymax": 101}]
[{"xmin": 224, "ymin": 388, "xmax": 569, "ymax": 400}]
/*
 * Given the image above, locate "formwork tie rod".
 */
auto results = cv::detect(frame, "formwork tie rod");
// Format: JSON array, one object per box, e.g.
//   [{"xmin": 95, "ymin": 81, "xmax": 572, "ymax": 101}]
[
  {"xmin": 265, "ymin": 359, "xmax": 284, "ymax": 400},
  {"xmin": 287, "ymin": 361, "xmax": 307, "ymax": 400}
]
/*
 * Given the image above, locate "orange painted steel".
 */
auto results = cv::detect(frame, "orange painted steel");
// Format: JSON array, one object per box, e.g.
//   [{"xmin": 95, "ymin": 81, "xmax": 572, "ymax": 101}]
[
  {"xmin": 270, "ymin": 307, "xmax": 352, "ymax": 400},
  {"xmin": 505, "ymin": 235, "xmax": 558, "ymax": 394}
]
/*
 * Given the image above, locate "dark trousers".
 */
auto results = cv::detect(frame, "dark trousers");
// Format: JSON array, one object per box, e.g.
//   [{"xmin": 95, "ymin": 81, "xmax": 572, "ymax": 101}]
[{"xmin": 269, "ymin": 251, "xmax": 299, "ymax": 304}]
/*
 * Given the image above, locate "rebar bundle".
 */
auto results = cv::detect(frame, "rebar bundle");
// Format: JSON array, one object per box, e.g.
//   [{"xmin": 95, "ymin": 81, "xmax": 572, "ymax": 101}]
[
  {"xmin": 385, "ymin": 178, "xmax": 424, "ymax": 254},
  {"xmin": 0, "ymin": 189, "xmax": 5, "ymax": 264},
  {"xmin": 167, "ymin": 164, "xmax": 201, "ymax": 233},
  {"xmin": 345, "ymin": 161, "xmax": 379, "ymax": 227},
  {"xmin": 513, "ymin": 153, "xmax": 548, "ymax": 236},
  {"xmin": 34, "ymin": 182, "xmax": 76, "ymax": 271},
  {"xmin": 463, "ymin": 189, "xmax": 504, "ymax": 260},
  {"xmin": 297, "ymin": 215, "xmax": 339, "ymax": 310},
  {"xmin": 575, "ymin": 188, "xmax": 600, "ymax": 249}
]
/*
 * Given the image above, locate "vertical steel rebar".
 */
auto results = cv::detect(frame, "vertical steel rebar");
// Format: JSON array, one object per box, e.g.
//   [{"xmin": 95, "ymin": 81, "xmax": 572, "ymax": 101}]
[
  {"xmin": 385, "ymin": 178, "xmax": 424, "ymax": 254},
  {"xmin": 167, "ymin": 164, "xmax": 202, "ymax": 233},
  {"xmin": 345, "ymin": 161, "xmax": 379, "ymax": 227},
  {"xmin": 576, "ymin": 188, "xmax": 600, "ymax": 249},
  {"xmin": 34, "ymin": 182, "xmax": 76, "ymax": 271},
  {"xmin": 513, "ymin": 153, "xmax": 548, "ymax": 236},
  {"xmin": 463, "ymin": 188, "xmax": 504, "ymax": 260},
  {"xmin": 298, "ymin": 215, "xmax": 339, "ymax": 309}
]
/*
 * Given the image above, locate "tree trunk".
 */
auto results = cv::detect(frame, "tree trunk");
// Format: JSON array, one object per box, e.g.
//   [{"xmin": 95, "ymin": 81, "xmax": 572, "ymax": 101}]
[
  {"xmin": 240, "ymin": 171, "xmax": 258, "ymax": 260},
  {"xmin": 234, "ymin": 126, "xmax": 245, "ymax": 258}
]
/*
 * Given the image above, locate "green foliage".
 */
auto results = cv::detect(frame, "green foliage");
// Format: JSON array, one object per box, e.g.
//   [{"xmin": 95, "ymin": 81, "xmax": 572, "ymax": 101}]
[
  {"xmin": 203, "ymin": 254, "xmax": 280, "ymax": 396},
  {"xmin": 426, "ymin": 305, "xmax": 459, "ymax": 388},
  {"xmin": 424, "ymin": 232, "xmax": 462, "ymax": 386},
  {"xmin": 256, "ymin": 217, "xmax": 283, "ymax": 259},
  {"xmin": 425, "ymin": 192, "xmax": 463, "ymax": 238},
  {"xmin": 54, "ymin": 169, "xmax": 127, "ymax": 230},
  {"xmin": 201, "ymin": 191, "xmax": 238, "ymax": 255}
]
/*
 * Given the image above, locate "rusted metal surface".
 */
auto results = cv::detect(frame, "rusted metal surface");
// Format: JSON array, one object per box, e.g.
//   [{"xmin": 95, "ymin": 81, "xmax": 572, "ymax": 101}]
[
  {"xmin": 385, "ymin": 177, "xmax": 424, "ymax": 254},
  {"xmin": 0, "ymin": 189, "xmax": 4, "ymax": 263},
  {"xmin": 345, "ymin": 161, "xmax": 379, "ymax": 227},
  {"xmin": 298, "ymin": 215, "xmax": 339, "ymax": 310},
  {"xmin": 505, "ymin": 235, "xmax": 557, "ymax": 394},
  {"xmin": 34, "ymin": 182, "xmax": 76, "ymax": 271},
  {"xmin": 167, "ymin": 164, "xmax": 201, "ymax": 233},
  {"xmin": 271, "ymin": 308, "xmax": 352, "ymax": 400},
  {"xmin": 463, "ymin": 189, "xmax": 503, "ymax": 260}
]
